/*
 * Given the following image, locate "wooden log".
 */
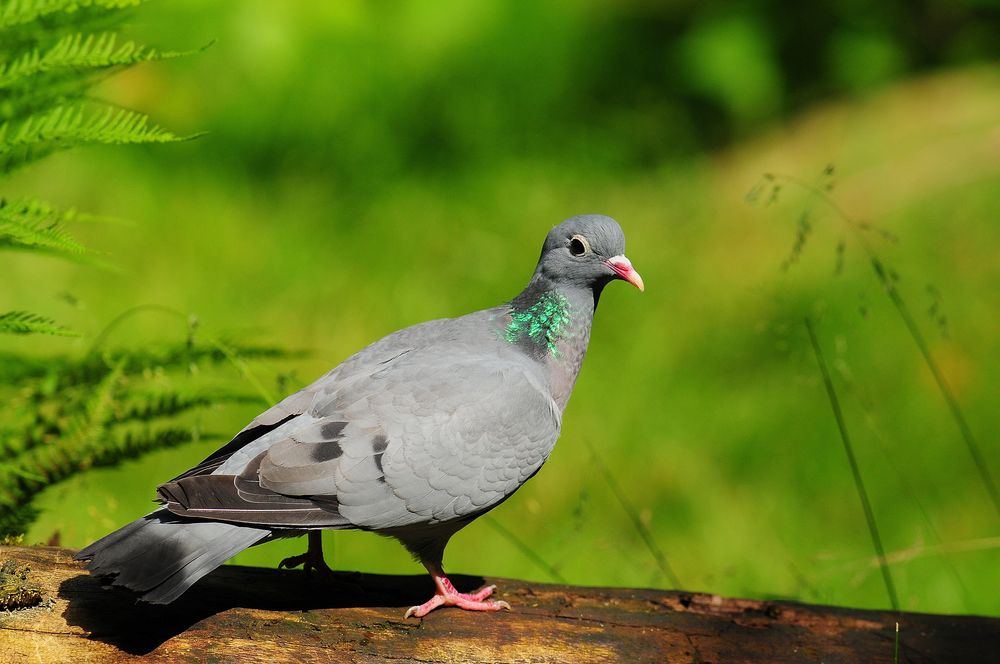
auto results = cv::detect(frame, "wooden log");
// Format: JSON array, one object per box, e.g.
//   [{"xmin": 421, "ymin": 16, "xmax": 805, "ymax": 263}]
[{"xmin": 0, "ymin": 545, "xmax": 996, "ymax": 662}]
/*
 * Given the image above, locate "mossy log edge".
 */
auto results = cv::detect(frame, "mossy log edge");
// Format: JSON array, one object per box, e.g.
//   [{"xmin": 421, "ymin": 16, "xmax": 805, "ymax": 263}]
[{"xmin": 0, "ymin": 545, "xmax": 996, "ymax": 662}]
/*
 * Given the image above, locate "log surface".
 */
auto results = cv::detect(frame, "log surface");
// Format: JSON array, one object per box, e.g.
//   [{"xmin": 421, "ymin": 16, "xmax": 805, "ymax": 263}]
[{"xmin": 0, "ymin": 545, "xmax": 996, "ymax": 663}]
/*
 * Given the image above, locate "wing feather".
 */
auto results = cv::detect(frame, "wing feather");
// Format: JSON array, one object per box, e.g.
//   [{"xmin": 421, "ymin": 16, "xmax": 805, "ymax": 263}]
[
  {"xmin": 158, "ymin": 313, "xmax": 560, "ymax": 533},
  {"xmin": 257, "ymin": 346, "xmax": 561, "ymax": 530}
]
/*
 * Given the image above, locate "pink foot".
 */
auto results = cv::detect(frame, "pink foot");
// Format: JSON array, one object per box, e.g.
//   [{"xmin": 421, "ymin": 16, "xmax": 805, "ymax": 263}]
[{"xmin": 404, "ymin": 564, "xmax": 511, "ymax": 618}]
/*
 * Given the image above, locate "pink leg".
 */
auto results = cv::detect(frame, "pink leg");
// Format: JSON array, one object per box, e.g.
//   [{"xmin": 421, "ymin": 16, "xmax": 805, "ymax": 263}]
[{"xmin": 404, "ymin": 561, "xmax": 511, "ymax": 618}]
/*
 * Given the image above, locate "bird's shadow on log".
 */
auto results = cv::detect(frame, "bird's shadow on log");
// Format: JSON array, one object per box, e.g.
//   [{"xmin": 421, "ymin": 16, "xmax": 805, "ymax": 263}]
[{"xmin": 59, "ymin": 564, "xmax": 487, "ymax": 656}]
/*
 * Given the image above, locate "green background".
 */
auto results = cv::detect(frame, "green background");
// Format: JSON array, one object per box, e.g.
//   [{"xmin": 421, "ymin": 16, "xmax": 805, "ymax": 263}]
[{"xmin": 6, "ymin": 1, "xmax": 1000, "ymax": 616}]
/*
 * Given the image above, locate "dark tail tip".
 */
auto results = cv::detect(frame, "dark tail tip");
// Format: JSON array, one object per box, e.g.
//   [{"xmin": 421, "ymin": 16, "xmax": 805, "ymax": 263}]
[{"xmin": 155, "ymin": 481, "xmax": 187, "ymax": 508}]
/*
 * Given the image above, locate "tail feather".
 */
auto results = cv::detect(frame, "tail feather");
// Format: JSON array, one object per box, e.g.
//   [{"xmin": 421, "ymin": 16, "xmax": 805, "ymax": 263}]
[{"xmin": 76, "ymin": 508, "xmax": 271, "ymax": 604}]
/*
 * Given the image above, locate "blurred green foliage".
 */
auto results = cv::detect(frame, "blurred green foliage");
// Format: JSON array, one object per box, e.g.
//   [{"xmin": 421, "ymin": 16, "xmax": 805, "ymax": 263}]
[
  {"xmin": 3, "ymin": 0, "xmax": 998, "ymax": 616},
  {"xmin": 0, "ymin": 0, "xmax": 300, "ymax": 540}
]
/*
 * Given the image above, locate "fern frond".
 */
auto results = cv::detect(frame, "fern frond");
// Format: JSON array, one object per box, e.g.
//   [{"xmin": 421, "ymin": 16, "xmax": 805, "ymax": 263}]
[
  {"xmin": 0, "ymin": 32, "xmax": 197, "ymax": 89},
  {"xmin": 0, "ymin": 310, "xmax": 78, "ymax": 336},
  {"xmin": 0, "ymin": 342, "xmax": 298, "ymax": 386},
  {"xmin": 0, "ymin": 503, "xmax": 37, "ymax": 540},
  {"xmin": 0, "ymin": 0, "xmax": 226, "ymax": 540},
  {"xmin": 0, "ymin": 197, "xmax": 88, "ymax": 256},
  {"xmin": 0, "ymin": 424, "xmax": 198, "ymax": 524},
  {"xmin": 0, "ymin": 73, "xmax": 89, "ymax": 124},
  {"xmin": 118, "ymin": 389, "xmax": 258, "ymax": 424},
  {"xmin": 0, "ymin": 218, "xmax": 85, "ymax": 255},
  {"xmin": 93, "ymin": 425, "xmax": 199, "ymax": 468},
  {"xmin": 0, "ymin": 359, "xmax": 122, "ymax": 513},
  {"xmin": 0, "ymin": 331, "xmax": 294, "ymax": 535},
  {"xmin": 0, "ymin": 425, "xmax": 40, "ymax": 462},
  {"xmin": 0, "ymin": 104, "xmax": 186, "ymax": 173},
  {"xmin": 0, "ymin": 0, "xmax": 141, "ymax": 32},
  {"xmin": 0, "ymin": 380, "xmax": 252, "ymax": 463}
]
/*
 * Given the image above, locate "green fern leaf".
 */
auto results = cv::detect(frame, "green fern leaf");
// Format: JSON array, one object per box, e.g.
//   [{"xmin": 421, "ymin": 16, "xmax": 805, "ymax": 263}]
[
  {"xmin": 119, "ymin": 389, "xmax": 258, "ymax": 424},
  {"xmin": 0, "ymin": 103, "xmax": 187, "ymax": 173},
  {"xmin": 0, "ymin": 310, "xmax": 78, "ymax": 336},
  {"xmin": 0, "ymin": 74, "xmax": 91, "ymax": 124},
  {"xmin": 0, "ymin": 359, "xmax": 122, "ymax": 511},
  {"xmin": 0, "ymin": 197, "xmax": 88, "ymax": 256},
  {"xmin": 0, "ymin": 342, "xmax": 297, "ymax": 386},
  {"xmin": 93, "ymin": 425, "xmax": 197, "ymax": 468},
  {"xmin": 0, "ymin": 503, "xmax": 37, "ymax": 539},
  {"xmin": 0, "ymin": 32, "xmax": 200, "ymax": 89},
  {"xmin": 0, "ymin": 0, "xmax": 228, "ymax": 540},
  {"xmin": 0, "ymin": 0, "xmax": 142, "ymax": 32}
]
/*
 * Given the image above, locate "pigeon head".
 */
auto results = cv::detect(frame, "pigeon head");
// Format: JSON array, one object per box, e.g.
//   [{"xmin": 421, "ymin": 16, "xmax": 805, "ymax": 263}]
[{"xmin": 531, "ymin": 214, "xmax": 644, "ymax": 293}]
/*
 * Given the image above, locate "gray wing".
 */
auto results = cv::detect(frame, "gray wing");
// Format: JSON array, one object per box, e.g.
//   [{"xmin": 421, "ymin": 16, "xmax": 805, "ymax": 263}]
[
  {"xmin": 259, "ymin": 349, "xmax": 561, "ymax": 529},
  {"xmin": 159, "ymin": 318, "xmax": 561, "ymax": 531}
]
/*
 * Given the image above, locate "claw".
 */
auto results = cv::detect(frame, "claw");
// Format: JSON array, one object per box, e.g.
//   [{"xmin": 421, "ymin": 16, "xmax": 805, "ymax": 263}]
[
  {"xmin": 403, "ymin": 563, "xmax": 511, "ymax": 618},
  {"xmin": 279, "ymin": 553, "xmax": 309, "ymax": 570},
  {"xmin": 404, "ymin": 591, "xmax": 510, "ymax": 619},
  {"xmin": 279, "ymin": 532, "xmax": 333, "ymax": 578}
]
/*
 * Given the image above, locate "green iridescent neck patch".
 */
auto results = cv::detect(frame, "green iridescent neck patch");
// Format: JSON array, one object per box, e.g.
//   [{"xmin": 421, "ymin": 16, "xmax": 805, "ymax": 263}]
[{"xmin": 504, "ymin": 291, "xmax": 571, "ymax": 356}]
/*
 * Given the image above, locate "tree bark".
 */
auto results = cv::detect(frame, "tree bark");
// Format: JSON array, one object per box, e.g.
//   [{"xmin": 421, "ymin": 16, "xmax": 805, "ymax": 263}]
[{"xmin": 0, "ymin": 545, "xmax": 995, "ymax": 662}]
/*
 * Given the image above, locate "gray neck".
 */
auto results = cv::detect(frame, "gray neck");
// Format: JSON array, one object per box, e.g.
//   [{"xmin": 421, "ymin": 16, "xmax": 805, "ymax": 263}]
[{"xmin": 502, "ymin": 277, "xmax": 599, "ymax": 412}]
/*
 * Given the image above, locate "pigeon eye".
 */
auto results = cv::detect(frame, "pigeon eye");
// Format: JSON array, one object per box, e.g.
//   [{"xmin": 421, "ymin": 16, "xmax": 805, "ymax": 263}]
[{"xmin": 569, "ymin": 235, "xmax": 590, "ymax": 256}]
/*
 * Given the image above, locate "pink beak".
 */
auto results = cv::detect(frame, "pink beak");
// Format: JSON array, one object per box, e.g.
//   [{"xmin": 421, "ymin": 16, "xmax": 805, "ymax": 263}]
[{"xmin": 605, "ymin": 255, "xmax": 644, "ymax": 292}]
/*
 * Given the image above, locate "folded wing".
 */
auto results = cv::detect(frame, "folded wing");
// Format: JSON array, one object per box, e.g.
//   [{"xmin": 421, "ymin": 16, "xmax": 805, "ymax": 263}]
[{"xmin": 159, "ymin": 344, "xmax": 561, "ymax": 532}]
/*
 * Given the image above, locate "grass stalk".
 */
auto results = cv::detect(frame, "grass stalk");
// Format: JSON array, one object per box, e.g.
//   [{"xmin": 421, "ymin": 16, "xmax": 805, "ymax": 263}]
[
  {"xmin": 847, "ymin": 386, "xmax": 973, "ymax": 608},
  {"xmin": 585, "ymin": 439, "xmax": 681, "ymax": 589},
  {"xmin": 483, "ymin": 516, "xmax": 567, "ymax": 584},
  {"xmin": 805, "ymin": 317, "xmax": 899, "ymax": 611},
  {"xmin": 771, "ymin": 172, "xmax": 1000, "ymax": 520}
]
